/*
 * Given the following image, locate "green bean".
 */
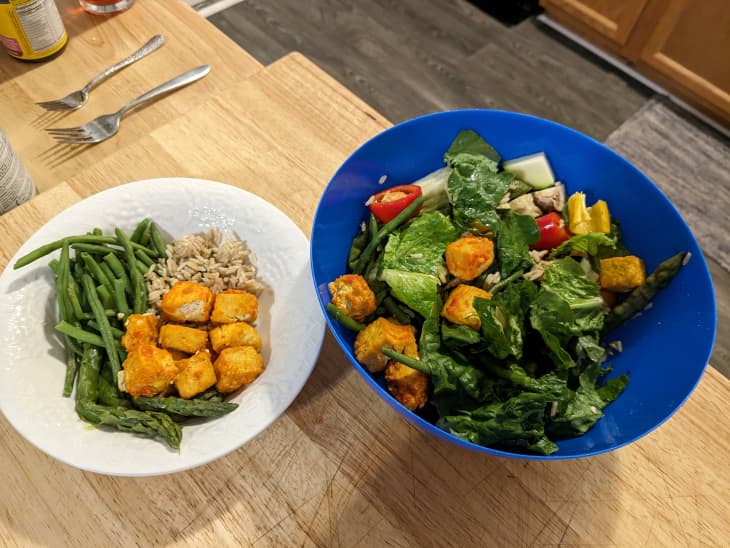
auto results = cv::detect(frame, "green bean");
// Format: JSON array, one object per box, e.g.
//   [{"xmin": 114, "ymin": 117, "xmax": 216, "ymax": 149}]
[
  {"xmin": 80, "ymin": 252, "xmax": 114, "ymax": 295},
  {"xmin": 56, "ymin": 320, "xmax": 110, "ymax": 348},
  {"xmin": 352, "ymin": 196, "xmax": 425, "ymax": 273},
  {"xmin": 115, "ymin": 228, "xmax": 146, "ymax": 315},
  {"xmin": 149, "ymin": 222, "xmax": 168, "ymax": 259},
  {"xmin": 383, "ymin": 296, "xmax": 410, "ymax": 325},
  {"xmin": 48, "ymin": 259, "xmax": 60, "ymax": 275},
  {"xmin": 134, "ymin": 248, "xmax": 154, "ymax": 268},
  {"xmin": 13, "ymin": 235, "xmax": 142, "ymax": 269},
  {"xmin": 87, "ymin": 319, "xmax": 124, "ymax": 339},
  {"xmin": 99, "ymin": 262, "xmax": 117, "ymax": 288},
  {"xmin": 92, "ymin": 228, "xmax": 103, "ymax": 236},
  {"xmin": 138, "ymin": 228, "xmax": 152, "ymax": 248},
  {"xmin": 112, "ymin": 278, "xmax": 130, "ymax": 321},
  {"xmin": 95, "ymin": 284, "xmax": 115, "ymax": 309},
  {"xmin": 133, "ymin": 396, "xmax": 238, "ymax": 418},
  {"xmin": 103, "ymin": 253, "xmax": 133, "ymax": 296},
  {"xmin": 71, "ymin": 243, "xmax": 123, "ymax": 257},
  {"xmin": 81, "ymin": 274, "xmax": 122, "ymax": 380},
  {"xmin": 76, "ymin": 344, "xmax": 101, "ymax": 404},
  {"xmin": 130, "ymin": 218, "xmax": 151, "ymax": 243},
  {"xmin": 326, "ymin": 303, "xmax": 365, "ymax": 332},
  {"xmin": 63, "ymin": 348, "xmax": 79, "ymax": 398},
  {"xmin": 66, "ymin": 280, "xmax": 86, "ymax": 322},
  {"xmin": 381, "ymin": 347, "xmax": 431, "ymax": 375}
]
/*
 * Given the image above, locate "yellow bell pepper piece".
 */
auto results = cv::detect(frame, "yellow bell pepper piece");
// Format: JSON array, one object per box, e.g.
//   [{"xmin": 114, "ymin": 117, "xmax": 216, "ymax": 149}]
[{"xmin": 567, "ymin": 192, "xmax": 611, "ymax": 234}]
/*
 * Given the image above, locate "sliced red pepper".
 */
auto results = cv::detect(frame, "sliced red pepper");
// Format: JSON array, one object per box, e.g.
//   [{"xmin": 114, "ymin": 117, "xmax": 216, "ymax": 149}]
[
  {"xmin": 367, "ymin": 184, "xmax": 423, "ymax": 224},
  {"xmin": 531, "ymin": 211, "xmax": 571, "ymax": 250}
]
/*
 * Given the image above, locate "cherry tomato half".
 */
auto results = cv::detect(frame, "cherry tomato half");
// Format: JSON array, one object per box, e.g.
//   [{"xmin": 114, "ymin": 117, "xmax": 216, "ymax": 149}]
[
  {"xmin": 531, "ymin": 211, "xmax": 571, "ymax": 250},
  {"xmin": 367, "ymin": 184, "xmax": 423, "ymax": 224}
]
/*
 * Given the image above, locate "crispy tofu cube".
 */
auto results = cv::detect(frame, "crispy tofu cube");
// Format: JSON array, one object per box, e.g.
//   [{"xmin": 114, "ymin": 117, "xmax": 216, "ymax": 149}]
[
  {"xmin": 599, "ymin": 256, "xmax": 646, "ymax": 292},
  {"xmin": 121, "ymin": 344, "xmax": 179, "ymax": 397},
  {"xmin": 209, "ymin": 322, "xmax": 261, "ymax": 353},
  {"xmin": 211, "ymin": 289, "xmax": 258, "ymax": 324},
  {"xmin": 354, "ymin": 317, "xmax": 418, "ymax": 373},
  {"xmin": 214, "ymin": 346, "xmax": 264, "ymax": 393},
  {"xmin": 441, "ymin": 284, "xmax": 492, "ymax": 331},
  {"xmin": 168, "ymin": 349, "xmax": 190, "ymax": 361},
  {"xmin": 385, "ymin": 361, "xmax": 428, "ymax": 411},
  {"xmin": 328, "ymin": 274, "xmax": 377, "ymax": 322},
  {"xmin": 158, "ymin": 324, "xmax": 209, "ymax": 354},
  {"xmin": 160, "ymin": 281, "xmax": 214, "ymax": 323},
  {"xmin": 445, "ymin": 234, "xmax": 495, "ymax": 281},
  {"xmin": 121, "ymin": 314, "xmax": 160, "ymax": 352},
  {"xmin": 174, "ymin": 350, "xmax": 217, "ymax": 399}
]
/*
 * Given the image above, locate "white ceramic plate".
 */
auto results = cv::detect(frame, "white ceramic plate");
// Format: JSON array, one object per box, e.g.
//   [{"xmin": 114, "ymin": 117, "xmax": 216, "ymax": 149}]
[{"xmin": 0, "ymin": 178, "xmax": 324, "ymax": 476}]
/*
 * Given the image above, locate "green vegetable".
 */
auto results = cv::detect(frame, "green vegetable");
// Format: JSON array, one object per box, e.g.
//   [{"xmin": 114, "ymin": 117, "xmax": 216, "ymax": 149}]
[
  {"xmin": 380, "ymin": 269, "xmax": 439, "ymax": 319},
  {"xmin": 550, "ymin": 232, "xmax": 617, "ymax": 259},
  {"xmin": 82, "ymin": 273, "xmax": 122, "ymax": 380},
  {"xmin": 444, "ymin": 129, "xmax": 501, "ymax": 165},
  {"xmin": 13, "ymin": 235, "xmax": 155, "ymax": 269},
  {"xmin": 133, "ymin": 396, "xmax": 238, "ymax": 417},
  {"xmin": 76, "ymin": 345, "xmax": 102, "ymax": 404},
  {"xmin": 130, "ymin": 217, "xmax": 151, "ymax": 243},
  {"xmin": 325, "ymin": 303, "xmax": 365, "ymax": 332},
  {"xmin": 149, "ymin": 222, "xmax": 168, "ymax": 259},
  {"xmin": 381, "ymin": 211, "xmax": 458, "ymax": 279},
  {"xmin": 603, "ymin": 251, "xmax": 687, "ymax": 333},
  {"xmin": 496, "ymin": 211, "xmax": 539, "ymax": 278}
]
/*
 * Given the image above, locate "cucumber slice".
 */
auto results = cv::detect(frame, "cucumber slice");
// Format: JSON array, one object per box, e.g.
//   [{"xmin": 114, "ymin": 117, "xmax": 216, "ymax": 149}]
[{"xmin": 503, "ymin": 152, "xmax": 555, "ymax": 190}]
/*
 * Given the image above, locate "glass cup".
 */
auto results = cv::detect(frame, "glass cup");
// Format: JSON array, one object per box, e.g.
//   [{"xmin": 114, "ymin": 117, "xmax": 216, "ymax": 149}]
[{"xmin": 79, "ymin": 0, "xmax": 135, "ymax": 14}]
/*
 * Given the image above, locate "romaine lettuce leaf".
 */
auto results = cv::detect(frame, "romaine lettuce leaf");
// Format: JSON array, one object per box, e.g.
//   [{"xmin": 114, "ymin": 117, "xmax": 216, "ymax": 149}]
[
  {"xmin": 550, "ymin": 232, "xmax": 616, "ymax": 259},
  {"xmin": 380, "ymin": 268, "xmax": 439, "ymax": 319},
  {"xmin": 382, "ymin": 211, "xmax": 458, "ymax": 279},
  {"xmin": 542, "ymin": 258, "xmax": 605, "ymax": 333}
]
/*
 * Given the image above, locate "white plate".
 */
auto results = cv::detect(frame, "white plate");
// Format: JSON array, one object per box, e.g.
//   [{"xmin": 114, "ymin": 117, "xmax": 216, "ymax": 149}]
[{"xmin": 0, "ymin": 178, "xmax": 325, "ymax": 476}]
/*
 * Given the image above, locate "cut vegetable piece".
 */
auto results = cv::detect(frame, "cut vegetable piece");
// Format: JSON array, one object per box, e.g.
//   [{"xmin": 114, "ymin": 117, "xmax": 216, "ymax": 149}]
[{"xmin": 502, "ymin": 152, "xmax": 555, "ymax": 190}]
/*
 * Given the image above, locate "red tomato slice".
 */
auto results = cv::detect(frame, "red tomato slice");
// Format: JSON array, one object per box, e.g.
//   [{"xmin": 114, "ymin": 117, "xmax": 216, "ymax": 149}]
[{"xmin": 367, "ymin": 184, "xmax": 423, "ymax": 223}]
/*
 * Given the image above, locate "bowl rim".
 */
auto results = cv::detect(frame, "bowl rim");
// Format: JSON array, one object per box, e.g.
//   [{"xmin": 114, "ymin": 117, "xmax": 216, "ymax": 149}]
[{"xmin": 310, "ymin": 108, "xmax": 717, "ymax": 460}]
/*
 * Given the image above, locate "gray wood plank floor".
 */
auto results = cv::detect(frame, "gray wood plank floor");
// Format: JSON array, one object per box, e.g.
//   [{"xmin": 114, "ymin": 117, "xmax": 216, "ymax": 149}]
[{"xmin": 205, "ymin": 0, "xmax": 728, "ymax": 377}]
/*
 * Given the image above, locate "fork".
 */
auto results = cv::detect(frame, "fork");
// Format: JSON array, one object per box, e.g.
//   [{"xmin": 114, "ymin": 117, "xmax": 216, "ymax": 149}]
[
  {"xmin": 36, "ymin": 34, "xmax": 165, "ymax": 112},
  {"xmin": 46, "ymin": 65, "xmax": 211, "ymax": 145}
]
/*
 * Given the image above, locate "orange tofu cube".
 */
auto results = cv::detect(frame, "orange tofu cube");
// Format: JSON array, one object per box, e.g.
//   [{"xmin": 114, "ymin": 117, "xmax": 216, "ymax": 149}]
[
  {"xmin": 211, "ymin": 289, "xmax": 258, "ymax": 324},
  {"xmin": 121, "ymin": 314, "xmax": 160, "ymax": 352},
  {"xmin": 327, "ymin": 274, "xmax": 377, "ymax": 322},
  {"xmin": 354, "ymin": 317, "xmax": 418, "ymax": 373},
  {"xmin": 160, "ymin": 281, "xmax": 214, "ymax": 323},
  {"xmin": 174, "ymin": 350, "xmax": 217, "ymax": 399},
  {"xmin": 209, "ymin": 322, "xmax": 261, "ymax": 353},
  {"xmin": 445, "ymin": 234, "xmax": 495, "ymax": 281},
  {"xmin": 441, "ymin": 284, "xmax": 492, "ymax": 330},
  {"xmin": 121, "ymin": 344, "xmax": 179, "ymax": 398},
  {"xmin": 385, "ymin": 361, "xmax": 428, "ymax": 411},
  {"xmin": 158, "ymin": 324, "xmax": 209, "ymax": 354},
  {"xmin": 599, "ymin": 256, "xmax": 646, "ymax": 292},
  {"xmin": 214, "ymin": 346, "xmax": 264, "ymax": 393}
]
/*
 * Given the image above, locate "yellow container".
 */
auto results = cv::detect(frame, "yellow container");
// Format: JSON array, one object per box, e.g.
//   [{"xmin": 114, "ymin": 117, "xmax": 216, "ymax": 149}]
[{"xmin": 0, "ymin": 0, "xmax": 67, "ymax": 61}]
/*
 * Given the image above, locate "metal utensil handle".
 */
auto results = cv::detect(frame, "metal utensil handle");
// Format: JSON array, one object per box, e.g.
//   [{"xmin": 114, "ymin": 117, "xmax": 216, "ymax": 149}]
[
  {"xmin": 84, "ymin": 35, "xmax": 165, "ymax": 92},
  {"xmin": 118, "ymin": 65, "xmax": 211, "ymax": 118}
]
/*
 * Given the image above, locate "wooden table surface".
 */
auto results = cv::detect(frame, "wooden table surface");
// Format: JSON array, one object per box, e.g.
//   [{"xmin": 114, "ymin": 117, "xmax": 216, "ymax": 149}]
[{"xmin": 1, "ymin": 1, "xmax": 729, "ymax": 546}]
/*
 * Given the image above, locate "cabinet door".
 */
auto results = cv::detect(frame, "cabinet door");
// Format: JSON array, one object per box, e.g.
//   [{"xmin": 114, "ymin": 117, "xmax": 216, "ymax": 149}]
[
  {"xmin": 540, "ymin": 0, "xmax": 649, "ymax": 46},
  {"xmin": 637, "ymin": 0, "xmax": 730, "ymax": 123}
]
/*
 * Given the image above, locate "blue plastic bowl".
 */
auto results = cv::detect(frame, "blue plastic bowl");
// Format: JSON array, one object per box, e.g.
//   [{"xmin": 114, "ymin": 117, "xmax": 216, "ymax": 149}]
[{"xmin": 310, "ymin": 109, "xmax": 717, "ymax": 460}]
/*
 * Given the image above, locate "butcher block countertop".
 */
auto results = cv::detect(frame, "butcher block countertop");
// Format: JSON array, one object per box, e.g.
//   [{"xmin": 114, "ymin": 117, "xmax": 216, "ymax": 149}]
[{"xmin": 0, "ymin": 1, "xmax": 728, "ymax": 545}]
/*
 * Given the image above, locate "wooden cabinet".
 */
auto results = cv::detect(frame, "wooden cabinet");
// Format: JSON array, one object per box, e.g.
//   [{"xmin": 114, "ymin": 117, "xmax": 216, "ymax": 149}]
[{"xmin": 540, "ymin": 0, "xmax": 730, "ymax": 127}]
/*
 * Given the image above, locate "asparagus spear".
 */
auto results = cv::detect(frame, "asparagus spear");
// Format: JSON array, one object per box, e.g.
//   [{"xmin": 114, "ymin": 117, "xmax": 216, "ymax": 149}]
[
  {"xmin": 75, "ymin": 401, "xmax": 182, "ymax": 450},
  {"xmin": 133, "ymin": 396, "xmax": 238, "ymax": 418},
  {"xmin": 603, "ymin": 251, "xmax": 687, "ymax": 333}
]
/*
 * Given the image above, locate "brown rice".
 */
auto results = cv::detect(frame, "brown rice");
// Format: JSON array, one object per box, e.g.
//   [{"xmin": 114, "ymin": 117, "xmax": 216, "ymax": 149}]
[{"xmin": 145, "ymin": 228, "xmax": 263, "ymax": 312}]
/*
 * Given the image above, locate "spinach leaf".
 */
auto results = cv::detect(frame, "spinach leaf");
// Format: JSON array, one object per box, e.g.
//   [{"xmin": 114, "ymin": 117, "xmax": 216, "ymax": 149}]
[
  {"xmin": 497, "ymin": 210, "xmax": 540, "ymax": 278},
  {"xmin": 447, "ymin": 169, "xmax": 513, "ymax": 232},
  {"xmin": 380, "ymin": 268, "xmax": 438, "ymax": 319},
  {"xmin": 528, "ymin": 288, "xmax": 575, "ymax": 369},
  {"xmin": 441, "ymin": 322, "xmax": 482, "ymax": 348},
  {"xmin": 474, "ymin": 278, "xmax": 537, "ymax": 360},
  {"xmin": 419, "ymin": 301, "xmax": 485, "ymax": 416},
  {"xmin": 542, "ymin": 258, "xmax": 605, "ymax": 333},
  {"xmin": 382, "ymin": 211, "xmax": 458, "ymax": 280},
  {"xmin": 444, "ymin": 129, "xmax": 501, "ymax": 166},
  {"xmin": 444, "ymin": 390, "xmax": 559, "ymax": 455}
]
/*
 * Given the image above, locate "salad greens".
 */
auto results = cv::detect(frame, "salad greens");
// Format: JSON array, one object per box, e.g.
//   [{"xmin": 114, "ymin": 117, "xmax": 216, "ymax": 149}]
[{"xmin": 330, "ymin": 129, "xmax": 685, "ymax": 456}]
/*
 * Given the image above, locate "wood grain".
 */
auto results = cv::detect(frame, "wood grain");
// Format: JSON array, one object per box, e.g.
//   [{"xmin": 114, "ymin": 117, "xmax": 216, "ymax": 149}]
[
  {"xmin": 208, "ymin": 0, "xmax": 650, "ymax": 140},
  {"xmin": 0, "ymin": 2, "xmax": 729, "ymax": 545},
  {"xmin": 0, "ymin": 0, "xmax": 262, "ymax": 194}
]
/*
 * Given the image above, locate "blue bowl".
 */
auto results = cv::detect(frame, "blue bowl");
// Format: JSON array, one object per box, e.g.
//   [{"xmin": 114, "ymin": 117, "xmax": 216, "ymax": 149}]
[{"xmin": 310, "ymin": 109, "xmax": 717, "ymax": 460}]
